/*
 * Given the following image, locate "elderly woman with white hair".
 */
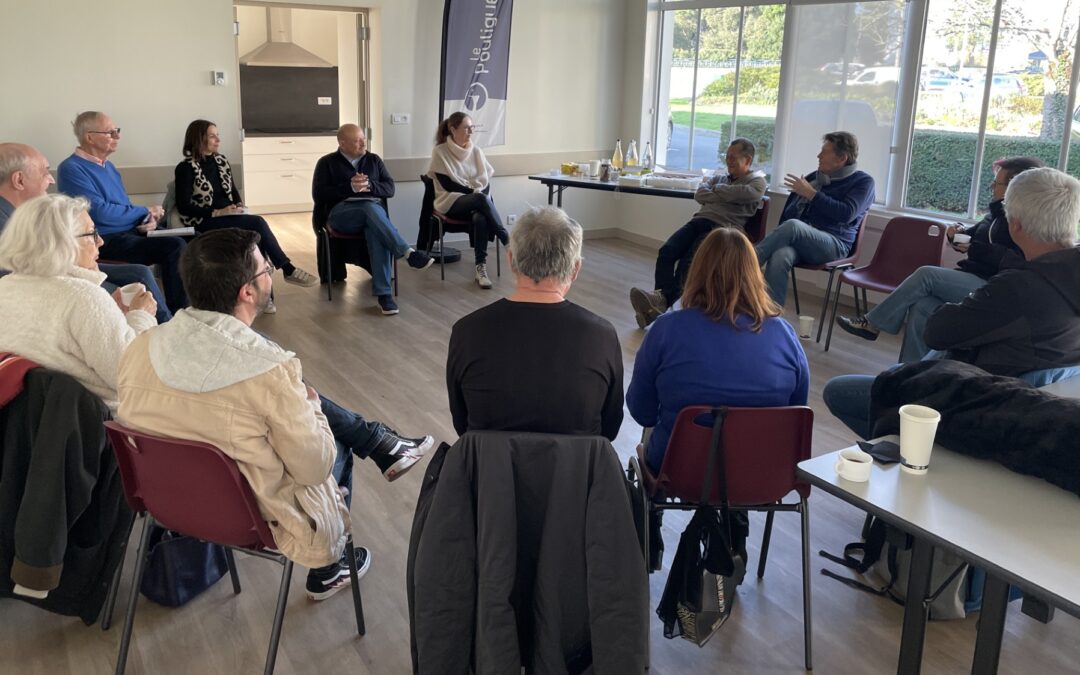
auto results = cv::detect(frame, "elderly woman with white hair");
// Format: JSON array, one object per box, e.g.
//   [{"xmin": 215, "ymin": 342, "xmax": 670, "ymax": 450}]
[
  {"xmin": 0, "ymin": 194, "xmax": 157, "ymax": 411},
  {"xmin": 447, "ymin": 205, "xmax": 623, "ymax": 440}
]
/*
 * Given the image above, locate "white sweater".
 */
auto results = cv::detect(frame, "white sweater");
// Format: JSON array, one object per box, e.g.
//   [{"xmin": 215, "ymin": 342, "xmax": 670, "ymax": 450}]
[
  {"xmin": 0, "ymin": 267, "xmax": 156, "ymax": 411},
  {"xmin": 428, "ymin": 140, "xmax": 495, "ymax": 214}
]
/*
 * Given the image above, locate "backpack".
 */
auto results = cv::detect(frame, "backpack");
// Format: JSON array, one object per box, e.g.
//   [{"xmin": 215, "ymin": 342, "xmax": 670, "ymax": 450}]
[{"xmin": 820, "ymin": 515, "xmax": 970, "ymax": 620}]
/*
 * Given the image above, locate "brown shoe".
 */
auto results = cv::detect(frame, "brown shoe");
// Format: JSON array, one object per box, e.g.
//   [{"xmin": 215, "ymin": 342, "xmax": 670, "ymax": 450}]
[{"xmin": 630, "ymin": 287, "xmax": 667, "ymax": 329}]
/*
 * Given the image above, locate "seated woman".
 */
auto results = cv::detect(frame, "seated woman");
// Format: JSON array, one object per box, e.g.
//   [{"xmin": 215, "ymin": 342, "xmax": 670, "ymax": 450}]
[
  {"xmin": 0, "ymin": 194, "xmax": 157, "ymax": 411},
  {"xmin": 628, "ymin": 227, "xmax": 809, "ymax": 473},
  {"xmin": 447, "ymin": 206, "xmax": 623, "ymax": 440},
  {"xmin": 174, "ymin": 119, "xmax": 318, "ymax": 311},
  {"xmin": 427, "ymin": 112, "xmax": 509, "ymax": 289}
]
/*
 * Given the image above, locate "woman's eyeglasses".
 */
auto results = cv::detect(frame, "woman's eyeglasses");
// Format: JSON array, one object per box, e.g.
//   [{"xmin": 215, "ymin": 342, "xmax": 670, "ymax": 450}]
[
  {"xmin": 88, "ymin": 128, "xmax": 122, "ymax": 139},
  {"xmin": 76, "ymin": 228, "xmax": 101, "ymax": 240}
]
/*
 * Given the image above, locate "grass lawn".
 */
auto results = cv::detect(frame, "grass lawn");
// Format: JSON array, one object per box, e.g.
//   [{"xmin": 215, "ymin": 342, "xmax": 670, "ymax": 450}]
[{"xmin": 669, "ymin": 99, "xmax": 777, "ymax": 133}]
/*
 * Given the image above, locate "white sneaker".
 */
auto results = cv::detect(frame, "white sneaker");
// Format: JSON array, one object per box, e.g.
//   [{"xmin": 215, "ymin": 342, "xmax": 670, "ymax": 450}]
[
  {"xmin": 475, "ymin": 264, "xmax": 493, "ymax": 289},
  {"xmin": 263, "ymin": 298, "xmax": 277, "ymax": 314},
  {"xmin": 284, "ymin": 267, "xmax": 319, "ymax": 287}
]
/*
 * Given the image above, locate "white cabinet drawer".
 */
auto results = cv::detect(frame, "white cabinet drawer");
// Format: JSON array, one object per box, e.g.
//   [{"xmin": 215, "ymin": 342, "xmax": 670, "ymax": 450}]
[
  {"xmin": 243, "ymin": 171, "xmax": 312, "ymax": 207},
  {"xmin": 242, "ymin": 135, "xmax": 334, "ymax": 155},
  {"xmin": 243, "ymin": 152, "xmax": 321, "ymax": 173}
]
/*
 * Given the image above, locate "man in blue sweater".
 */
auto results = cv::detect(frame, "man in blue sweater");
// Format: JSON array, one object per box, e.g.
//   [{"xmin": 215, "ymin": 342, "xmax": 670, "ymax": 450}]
[
  {"xmin": 755, "ymin": 131, "xmax": 875, "ymax": 305},
  {"xmin": 57, "ymin": 111, "xmax": 187, "ymax": 312},
  {"xmin": 0, "ymin": 143, "xmax": 171, "ymax": 323},
  {"xmin": 311, "ymin": 124, "xmax": 432, "ymax": 316}
]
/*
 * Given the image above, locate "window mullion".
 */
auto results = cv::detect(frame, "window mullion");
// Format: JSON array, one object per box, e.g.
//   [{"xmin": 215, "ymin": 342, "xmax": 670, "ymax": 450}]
[
  {"xmin": 731, "ymin": 6, "xmax": 747, "ymax": 142},
  {"xmin": 965, "ymin": 0, "xmax": 1005, "ymax": 220},
  {"xmin": 687, "ymin": 8, "xmax": 703, "ymax": 169},
  {"xmin": 1058, "ymin": 23, "xmax": 1080, "ymax": 170}
]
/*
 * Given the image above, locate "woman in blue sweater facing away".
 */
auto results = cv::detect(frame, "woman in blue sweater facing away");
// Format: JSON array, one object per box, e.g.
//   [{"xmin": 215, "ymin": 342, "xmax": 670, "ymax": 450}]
[{"xmin": 628, "ymin": 227, "xmax": 809, "ymax": 473}]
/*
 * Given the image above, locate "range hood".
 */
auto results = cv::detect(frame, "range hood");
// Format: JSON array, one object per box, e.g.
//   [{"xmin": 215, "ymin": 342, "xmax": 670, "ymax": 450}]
[{"xmin": 239, "ymin": 8, "xmax": 332, "ymax": 68}]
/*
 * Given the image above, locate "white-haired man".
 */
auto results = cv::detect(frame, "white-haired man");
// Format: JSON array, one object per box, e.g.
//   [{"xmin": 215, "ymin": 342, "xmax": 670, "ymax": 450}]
[
  {"xmin": 0, "ymin": 142, "xmax": 170, "ymax": 323},
  {"xmin": 57, "ymin": 111, "xmax": 187, "ymax": 312}
]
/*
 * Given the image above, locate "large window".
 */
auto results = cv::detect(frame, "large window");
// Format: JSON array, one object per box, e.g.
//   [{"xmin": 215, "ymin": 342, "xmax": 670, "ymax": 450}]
[{"xmin": 649, "ymin": 0, "xmax": 1080, "ymax": 217}]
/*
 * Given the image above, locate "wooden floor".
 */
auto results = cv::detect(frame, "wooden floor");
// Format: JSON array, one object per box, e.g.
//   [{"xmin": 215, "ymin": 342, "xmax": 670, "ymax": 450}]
[{"xmin": 2, "ymin": 214, "xmax": 1076, "ymax": 675}]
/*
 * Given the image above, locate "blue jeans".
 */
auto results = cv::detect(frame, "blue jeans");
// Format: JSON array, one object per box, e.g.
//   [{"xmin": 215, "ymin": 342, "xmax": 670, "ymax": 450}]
[
  {"xmin": 328, "ymin": 201, "xmax": 409, "ymax": 297},
  {"xmin": 655, "ymin": 217, "xmax": 715, "ymax": 307},
  {"xmin": 755, "ymin": 219, "xmax": 849, "ymax": 306},
  {"xmin": 822, "ymin": 374, "xmax": 877, "ymax": 440},
  {"xmin": 99, "ymin": 231, "xmax": 188, "ymax": 312},
  {"xmin": 865, "ymin": 266, "xmax": 986, "ymax": 363},
  {"xmin": 321, "ymin": 393, "xmax": 385, "ymax": 508},
  {"xmin": 100, "ymin": 263, "xmax": 172, "ymax": 324}
]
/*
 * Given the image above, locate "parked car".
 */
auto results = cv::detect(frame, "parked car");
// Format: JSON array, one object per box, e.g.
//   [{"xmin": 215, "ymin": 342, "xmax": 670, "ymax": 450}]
[
  {"xmin": 847, "ymin": 66, "xmax": 900, "ymax": 86},
  {"xmin": 964, "ymin": 73, "xmax": 1026, "ymax": 98},
  {"xmin": 920, "ymin": 68, "xmax": 962, "ymax": 91},
  {"xmin": 820, "ymin": 62, "xmax": 864, "ymax": 77}
]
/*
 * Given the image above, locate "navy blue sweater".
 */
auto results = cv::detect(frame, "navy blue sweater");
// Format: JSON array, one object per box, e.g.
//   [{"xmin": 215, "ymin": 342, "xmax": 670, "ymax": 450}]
[
  {"xmin": 778, "ymin": 169, "xmax": 875, "ymax": 249},
  {"xmin": 311, "ymin": 150, "xmax": 394, "ymax": 227}
]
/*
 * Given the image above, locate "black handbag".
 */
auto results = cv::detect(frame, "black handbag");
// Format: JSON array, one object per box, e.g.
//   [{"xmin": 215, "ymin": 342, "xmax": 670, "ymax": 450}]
[
  {"xmin": 139, "ymin": 526, "xmax": 229, "ymax": 607},
  {"xmin": 656, "ymin": 408, "xmax": 746, "ymax": 646}
]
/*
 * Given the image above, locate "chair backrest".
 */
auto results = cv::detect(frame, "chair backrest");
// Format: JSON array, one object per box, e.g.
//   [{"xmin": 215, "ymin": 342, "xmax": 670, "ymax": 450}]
[
  {"xmin": 846, "ymin": 212, "xmax": 870, "ymax": 262},
  {"xmin": 655, "ymin": 405, "xmax": 814, "ymax": 505},
  {"xmin": 860, "ymin": 215, "xmax": 947, "ymax": 286},
  {"xmin": 744, "ymin": 195, "xmax": 770, "ymax": 244},
  {"xmin": 0, "ymin": 352, "xmax": 40, "ymax": 407},
  {"xmin": 104, "ymin": 421, "xmax": 276, "ymax": 550}
]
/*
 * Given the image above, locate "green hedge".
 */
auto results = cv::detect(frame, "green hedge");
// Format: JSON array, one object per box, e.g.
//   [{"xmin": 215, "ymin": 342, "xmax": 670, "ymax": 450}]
[
  {"xmin": 716, "ymin": 118, "xmax": 777, "ymax": 167},
  {"xmin": 700, "ymin": 66, "xmax": 781, "ymax": 106}
]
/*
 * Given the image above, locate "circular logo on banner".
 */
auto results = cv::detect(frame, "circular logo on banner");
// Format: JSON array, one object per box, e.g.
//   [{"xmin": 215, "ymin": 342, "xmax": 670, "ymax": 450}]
[{"xmin": 464, "ymin": 82, "xmax": 489, "ymax": 111}]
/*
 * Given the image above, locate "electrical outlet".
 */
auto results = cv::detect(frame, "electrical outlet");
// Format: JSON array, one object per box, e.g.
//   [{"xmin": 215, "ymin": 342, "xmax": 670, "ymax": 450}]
[
  {"xmin": 506, "ymin": 214, "xmax": 517, "ymax": 227},
  {"xmin": 211, "ymin": 70, "xmax": 226, "ymax": 86},
  {"xmin": 391, "ymin": 113, "xmax": 411, "ymax": 125}
]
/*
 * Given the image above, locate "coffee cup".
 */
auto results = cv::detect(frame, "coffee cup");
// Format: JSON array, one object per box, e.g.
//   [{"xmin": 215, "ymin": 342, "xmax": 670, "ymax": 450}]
[
  {"xmin": 119, "ymin": 282, "xmax": 145, "ymax": 307},
  {"xmin": 899, "ymin": 404, "xmax": 941, "ymax": 475},
  {"xmin": 797, "ymin": 315, "xmax": 814, "ymax": 339},
  {"xmin": 588, "ymin": 159, "xmax": 601, "ymax": 177},
  {"xmin": 952, "ymin": 233, "xmax": 971, "ymax": 245},
  {"xmin": 834, "ymin": 448, "xmax": 873, "ymax": 483},
  {"xmin": 577, "ymin": 163, "xmax": 590, "ymax": 176}
]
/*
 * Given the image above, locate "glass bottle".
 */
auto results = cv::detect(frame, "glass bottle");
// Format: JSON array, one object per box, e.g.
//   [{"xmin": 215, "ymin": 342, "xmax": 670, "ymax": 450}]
[
  {"xmin": 641, "ymin": 141, "xmax": 653, "ymax": 171},
  {"xmin": 626, "ymin": 140, "xmax": 639, "ymax": 167},
  {"xmin": 612, "ymin": 139, "xmax": 624, "ymax": 170}
]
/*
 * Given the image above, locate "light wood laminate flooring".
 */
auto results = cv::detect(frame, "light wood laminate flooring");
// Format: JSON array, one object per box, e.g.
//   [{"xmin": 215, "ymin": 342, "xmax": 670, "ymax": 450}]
[{"xmin": 2, "ymin": 214, "xmax": 1076, "ymax": 675}]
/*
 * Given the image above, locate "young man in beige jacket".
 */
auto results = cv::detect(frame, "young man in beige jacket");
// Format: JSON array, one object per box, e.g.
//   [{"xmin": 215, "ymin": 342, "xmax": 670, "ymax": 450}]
[{"xmin": 117, "ymin": 228, "xmax": 434, "ymax": 599}]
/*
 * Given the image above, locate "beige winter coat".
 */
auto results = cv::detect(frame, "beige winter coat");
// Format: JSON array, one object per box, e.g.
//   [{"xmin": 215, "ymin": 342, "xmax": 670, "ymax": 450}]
[{"xmin": 117, "ymin": 309, "xmax": 350, "ymax": 569}]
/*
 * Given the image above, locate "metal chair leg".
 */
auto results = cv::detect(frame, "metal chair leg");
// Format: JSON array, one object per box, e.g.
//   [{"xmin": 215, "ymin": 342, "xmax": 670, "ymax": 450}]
[
  {"xmin": 116, "ymin": 515, "xmax": 155, "ymax": 675},
  {"xmin": 345, "ymin": 540, "xmax": 366, "ymax": 635},
  {"xmin": 495, "ymin": 239, "xmax": 501, "ymax": 277},
  {"xmin": 800, "ymin": 498, "xmax": 813, "ymax": 671},
  {"xmin": 816, "ymin": 269, "xmax": 837, "ymax": 343},
  {"xmin": 757, "ymin": 509, "xmax": 776, "ymax": 579},
  {"xmin": 861, "ymin": 288, "xmax": 869, "ymax": 318},
  {"xmin": 438, "ymin": 220, "xmax": 446, "ymax": 281},
  {"xmin": 263, "ymin": 558, "xmax": 294, "ymax": 675},
  {"xmin": 790, "ymin": 268, "xmax": 801, "ymax": 314},
  {"xmin": 100, "ymin": 540, "xmax": 126, "ymax": 630},
  {"xmin": 853, "ymin": 285, "xmax": 861, "ymax": 316},
  {"xmin": 224, "ymin": 547, "xmax": 242, "ymax": 594},
  {"xmin": 392, "ymin": 255, "xmax": 399, "ymax": 297},
  {"xmin": 824, "ymin": 277, "xmax": 845, "ymax": 351},
  {"xmin": 323, "ymin": 231, "xmax": 333, "ymax": 301}
]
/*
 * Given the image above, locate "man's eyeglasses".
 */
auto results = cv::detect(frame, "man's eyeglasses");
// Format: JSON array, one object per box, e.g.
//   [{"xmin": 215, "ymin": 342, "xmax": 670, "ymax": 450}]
[
  {"xmin": 88, "ymin": 128, "xmax": 122, "ymax": 139},
  {"xmin": 245, "ymin": 262, "xmax": 275, "ymax": 286},
  {"xmin": 76, "ymin": 228, "xmax": 101, "ymax": 240}
]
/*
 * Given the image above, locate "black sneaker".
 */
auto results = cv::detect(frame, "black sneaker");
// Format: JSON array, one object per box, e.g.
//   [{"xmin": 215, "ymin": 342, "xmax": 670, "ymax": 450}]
[
  {"xmin": 305, "ymin": 546, "xmax": 371, "ymax": 600},
  {"xmin": 406, "ymin": 249, "xmax": 435, "ymax": 270},
  {"xmin": 836, "ymin": 315, "xmax": 880, "ymax": 341},
  {"xmin": 377, "ymin": 294, "xmax": 399, "ymax": 315},
  {"xmin": 369, "ymin": 430, "xmax": 435, "ymax": 482}
]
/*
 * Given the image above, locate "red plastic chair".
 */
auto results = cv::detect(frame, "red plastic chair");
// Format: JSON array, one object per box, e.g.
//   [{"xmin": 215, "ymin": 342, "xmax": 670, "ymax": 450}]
[
  {"xmin": 789, "ymin": 213, "xmax": 869, "ymax": 342},
  {"xmin": 823, "ymin": 215, "xmax": 947, "ymax": 351},
  {"xmin": 420, "ymin": 175, "xmax": 501, "ymax": 281},
  {"xmin": 626, "ymin": 405, "xmax": 814, "ymax": 670},
  {"xmin": 743, "ymin": 195, "xmax": 770, "ymax": 244},
  {"xmin": 104, "ymin": 421, "xmax": 365, "ymax": 675},
  {"xmin": 317, "ymin": 198, "xmax": 398, "ymax": 301}
]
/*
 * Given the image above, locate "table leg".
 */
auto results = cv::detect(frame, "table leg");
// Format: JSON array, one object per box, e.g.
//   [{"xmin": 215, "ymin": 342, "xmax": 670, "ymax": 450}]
[
  {"xmin": 897, "ymin": 537, "xmax": 935, "ymax": 675},
  {"xmin": 557, "ymin": 186, "xmax": 564, "ymax": 208},
  {"xmin": 547, "ymin": 184, "xmax": 554, "ymax": 206},
  {"xmin": 971, "ymin": 575, "xmax": 1009, "ymax": 674}
]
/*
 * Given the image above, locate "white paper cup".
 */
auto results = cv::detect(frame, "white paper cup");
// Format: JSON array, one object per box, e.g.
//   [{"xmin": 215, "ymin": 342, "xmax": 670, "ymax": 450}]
[
  {"xmin": 120, "ymin": 282, "xmax": 145, "ymax": 307},
  {"xmin": 834, "ymin": 448, "xmax": 873, "ymax": 483},
  {"xmin": 899, "ymin": 404, "xmax": 941, "ymax": 475},
  {"xmin": 797, "ymin": 315, "xmax": 814, "ymax": 339},
  {"xmin": 952, "ymin": 233, "xmax": 971, "ymax": 244},
  {"xmin": 588, "ymin": 159, "xmax": 601, "ymax": 177}
]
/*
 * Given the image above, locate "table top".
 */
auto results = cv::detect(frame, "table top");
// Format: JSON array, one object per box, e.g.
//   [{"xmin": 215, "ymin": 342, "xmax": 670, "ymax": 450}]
[
  {"xmin": 1039, "ymin": 375, "xmax": 1080, "ymax": 398},
  {"xmin": 798, "ymin": 439, "xmax": 1080, "ymax": 617},
  {"xmin": 528, "ymin": 173, "xmax": 697, "ymax": 199}
]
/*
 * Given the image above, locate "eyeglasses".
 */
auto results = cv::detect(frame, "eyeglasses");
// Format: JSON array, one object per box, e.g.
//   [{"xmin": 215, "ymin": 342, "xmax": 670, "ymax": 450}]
[
  {"xmin": 76, "ymin": 228, "xmax": 101, "ymax": 240},
  {"xmin": 88, "ymin": 128, "xmax": 121, "ymax": 139},
  {"xmin": 245, "ymin": 262, "xmax": 274, "ymax": 287},
  {"xmin": 461, "ymin": 125, "xmax": 475, "ymax": 133}
]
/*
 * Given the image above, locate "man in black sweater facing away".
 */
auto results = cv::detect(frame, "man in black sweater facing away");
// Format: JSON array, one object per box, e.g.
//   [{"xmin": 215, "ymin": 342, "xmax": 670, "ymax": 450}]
[{"xmin": 312, "ymin": 124, "xmax": 433, "ymax": 315}]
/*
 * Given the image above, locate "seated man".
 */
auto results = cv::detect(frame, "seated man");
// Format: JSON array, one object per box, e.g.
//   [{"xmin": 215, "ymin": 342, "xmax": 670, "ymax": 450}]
[
  {"xmin": 312, "ymin": 124, "xmax": 433, "ymax": 316},
  {"xmin": 0, "ymin": 142, "xmax": 171, "ymax": 323},
  {"xmin": 57, "ymin": 111, "xmax": 187, "ymax": 312},
  {"xmin": 824, "ymin": 167, "xmax": 1080, "ymax": 439},
  {"xmin": 754, "ymin": 131, "xmax": 875, "ymax": 306},
  {"xmin": 629, "ymin": 137, "xmax": 767, "ymax": 328},
  {"xmin": 836, "ymin": 156, "xmax": 1044, "ymax": 362},
  {"xmin": 117, "ymin": 228, "xmax": 435, "ymax": 599}
]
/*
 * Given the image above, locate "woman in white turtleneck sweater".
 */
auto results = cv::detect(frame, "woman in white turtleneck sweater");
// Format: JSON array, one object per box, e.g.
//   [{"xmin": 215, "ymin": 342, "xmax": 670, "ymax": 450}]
[
  {"xmin": 0, "ymin": 194, "xmax": 157, "ymax": 411},
  {"xmin": 428, "ymin": 112, "xmax": 508, "ymax": 289}
]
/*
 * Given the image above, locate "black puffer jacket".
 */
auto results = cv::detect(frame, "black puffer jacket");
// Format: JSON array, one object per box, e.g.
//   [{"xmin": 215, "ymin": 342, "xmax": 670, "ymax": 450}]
[{"xmin": 955, "ymin": 199, "xmax": 1023, "ymax": 280}]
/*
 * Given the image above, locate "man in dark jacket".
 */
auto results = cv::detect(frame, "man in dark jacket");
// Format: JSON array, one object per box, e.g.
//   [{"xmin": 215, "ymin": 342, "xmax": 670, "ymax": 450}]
[
  {"xmin": 836, "ymin": 156, "xmax": 1044, "ymax": 362},
  {"xmin": 311, "ymin": 124, "xmax": 433, "ymax": 315},
  {"xmin": 755, "ymin": 131, "xmax": 875, "ymax": 305}
]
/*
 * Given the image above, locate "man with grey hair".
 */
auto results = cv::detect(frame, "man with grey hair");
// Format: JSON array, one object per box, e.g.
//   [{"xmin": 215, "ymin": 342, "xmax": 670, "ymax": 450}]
[
  {"xmin": 447, "ymin": 205, "xmax": 623, "ymax": 440},
  {"xmin": 755, "ymin": 130, "xmax": 875, "ymax": 305},
  {"xmin": 630, "ymin": 137, "xmax": 767, "ymax": 328},
  {"xmin": 57, "ymin": 111, "xmax": 187, "ymax": 312},
  {"xmin": 0, "ymin": 142, "xmax": 170, "ymax": 322}
]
